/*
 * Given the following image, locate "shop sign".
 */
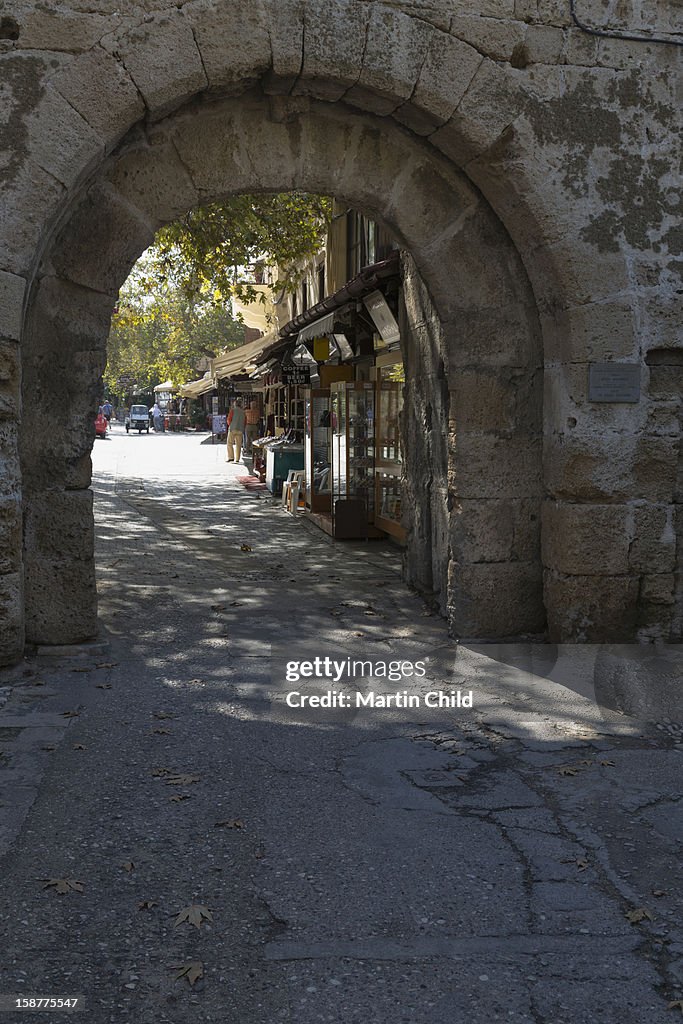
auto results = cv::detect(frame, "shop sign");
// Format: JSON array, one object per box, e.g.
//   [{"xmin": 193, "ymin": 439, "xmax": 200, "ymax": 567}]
[
  {"xmin": 313, "ymin": 336, "xmax": 330, "ymax": 361},
  {"xmin": 282, "ymin": 365, "xmax": 311, "ymax": 385},
  {"xmin": 212, "ymin": 414, "xmax": 227, "ymax": 434}
]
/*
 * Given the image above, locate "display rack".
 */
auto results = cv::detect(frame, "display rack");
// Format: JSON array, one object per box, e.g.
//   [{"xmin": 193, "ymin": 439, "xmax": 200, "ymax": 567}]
[
  {"xmin": 374, "ymin": 381, "xmax": 405, "ymax": 541},
  {"xmin": 304, "ymin": 389, "xmax": 332, "ymax": 515},
  {"xmin": 330, "ymin": 381, "xmax": 381, "ymax": 539}
]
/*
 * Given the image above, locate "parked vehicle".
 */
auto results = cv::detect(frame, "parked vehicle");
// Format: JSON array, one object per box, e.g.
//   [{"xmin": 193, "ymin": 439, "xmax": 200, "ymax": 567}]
[
  {"xmin": 94, "ymin": 411, "xmax": 108, "ymax": 438},
  {"xmin": 125, "ymin": 404, "xmax": 150, "ymax": 433}
]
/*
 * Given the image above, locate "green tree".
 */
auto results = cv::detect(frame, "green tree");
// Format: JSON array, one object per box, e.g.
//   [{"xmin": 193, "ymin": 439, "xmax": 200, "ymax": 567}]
[{"xmin": 150, "ymin": 192, "xmax": 332, "ymax": 304}]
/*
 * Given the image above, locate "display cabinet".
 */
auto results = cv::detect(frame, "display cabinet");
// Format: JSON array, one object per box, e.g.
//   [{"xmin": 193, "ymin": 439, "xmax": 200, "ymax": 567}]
[
  {"xmin": 330, "ymin": 382, "xmax": 379, "ymax": 538},
  {"xmin": 374, "ymin": 381, "xmax": 406, "ymax": 542},
  {"xmin": 304, "ymin": 389, "xmax": 332, "ymax": 514}
]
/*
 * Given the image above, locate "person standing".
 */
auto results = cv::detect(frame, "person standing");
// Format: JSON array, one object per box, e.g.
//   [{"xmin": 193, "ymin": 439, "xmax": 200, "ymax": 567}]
[
  {"xmin": 226, "ymin": 398, "xmax": 246, "ymax": 462},
  {"xmin": 152, "ymin": 401, "xmax": 164, "ymax": 432},
  {"xmin": 244, "ymin": 399, "xmax": 261, "ymax": 454}
]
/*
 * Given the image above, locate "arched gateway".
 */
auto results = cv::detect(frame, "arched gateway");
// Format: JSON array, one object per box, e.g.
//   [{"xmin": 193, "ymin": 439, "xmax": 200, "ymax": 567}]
[{"xmin": 0, "ymin": 1, "xmax": 679, "ymax": 661}]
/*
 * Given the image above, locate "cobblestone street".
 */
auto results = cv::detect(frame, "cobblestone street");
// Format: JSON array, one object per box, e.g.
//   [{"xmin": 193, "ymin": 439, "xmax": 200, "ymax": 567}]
[{"xmin": 0, "ymin": 425, "xmax": 681, "ymax": 1023}]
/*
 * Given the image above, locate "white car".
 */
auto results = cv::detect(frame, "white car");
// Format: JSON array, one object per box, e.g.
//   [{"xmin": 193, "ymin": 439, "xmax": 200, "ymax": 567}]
[{"xmin": 125, "ymin": 404, "xmax": 150, "ymax": 433}]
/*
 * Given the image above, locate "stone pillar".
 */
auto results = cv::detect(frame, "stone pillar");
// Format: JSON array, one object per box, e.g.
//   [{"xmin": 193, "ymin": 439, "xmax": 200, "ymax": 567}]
[
  {"xmin": 20, "ymin": 275, "xmax": 111, "ymax": 645},
  {"xmin": 0, "ymin": 272, "xmax": 26, "ymax": 665}
]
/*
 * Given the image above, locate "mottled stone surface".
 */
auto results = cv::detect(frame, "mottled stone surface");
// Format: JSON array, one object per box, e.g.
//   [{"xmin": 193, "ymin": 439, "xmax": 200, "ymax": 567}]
[{"xmin": 0, "ymin": 0, "xmax": 679, "ymax": 658}]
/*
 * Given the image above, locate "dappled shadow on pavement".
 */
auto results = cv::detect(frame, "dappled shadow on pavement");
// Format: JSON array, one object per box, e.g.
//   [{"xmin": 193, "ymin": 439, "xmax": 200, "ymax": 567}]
[{"xmin": 0, "ymin": 438, "xmax": 680, "ymax": 1023}]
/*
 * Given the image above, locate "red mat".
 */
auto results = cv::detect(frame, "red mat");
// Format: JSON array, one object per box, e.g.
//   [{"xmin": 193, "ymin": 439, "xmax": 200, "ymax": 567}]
[{"xmin": 236, "ymin": 475, "xmax": 268, "ymax": 492}]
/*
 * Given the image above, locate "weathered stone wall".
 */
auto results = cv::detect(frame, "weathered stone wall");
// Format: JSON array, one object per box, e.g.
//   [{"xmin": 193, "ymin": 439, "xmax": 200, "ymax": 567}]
[{"xmin": 0, "ymin": 0, "xmax": 680, "ymax": 659}]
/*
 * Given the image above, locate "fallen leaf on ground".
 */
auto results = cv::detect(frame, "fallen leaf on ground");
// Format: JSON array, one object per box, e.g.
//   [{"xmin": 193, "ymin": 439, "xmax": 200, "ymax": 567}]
[
  {"xmin": 668, "ymin": 1001, "xmax": 683, "ymax": 1014},
  {"xmin": 42, "ymin": 745, "xmax": 56, "ymax": 752},
  {"xmin": 240, "ymin": 543, "xmax": 252, "ymax": 552},
  {"xmin": 70, "ymin": 668, "xmax": 90, "ymax": 674},
  {"xmin": 96, "ymin": 662, "xmax": 118, "ymax": 669},
  {"xmin": 151, "ymin": 767, "xmax": 170, "ymax": 777},
  {"xmin": 558, "ymin": 766, "xmax": 578, "ymax": 777},
  {"xmin": 174, "ymin": 905, "xmax": 213, "ymax": 930},
  {"xmin": 578, "ymin": 759, "xmax": 593, "ymax": 766},
  {"xmin": 61, "ymin": 710, "xmax": 80, "ymax": 718},
  {"xmin": 188, "ymin": 679, "xmax": 204, "ymax": 686},
  {"xmin": 42, "ymin": 878, "xmax": 84, "ymax": 895},
  {"xmin": 625, "ymin": 907, "xmax": 653, "ymax": 924},
  {"xmin": 172, "ymin": 961, "xmax": 204, "ymax": 987},
  {"xmin": 652, "ymin": 889, "xmax": 667, "ymax": 898},
  {"xmin": 152, "ymin": 727, "xmax": 171, "ymax": 735},
  {"xmin": 210, "ymin": 604, "xmax": 225, "ymax": 612},
  {"xmin": 562, "ymin": 858, "xmax": 589, "ymax": 871},
  {"xmin": 165, "ymin": 773, "xmax": 200, "ymax": 786},
  {"xmin": 214, "ymin": 819, "xmax": 245, "ymax": 830},
  {"xmin": 600, "ymin": 759, "xmax": 616, "ymax": 767},
  {"xmin": 96, "ymin": 683, "xmax": 112, "ymax": 690},
  {"xmin": 169, "ymin": 794, "xmax": 191, "ymax": 803},
  {"xmin": 137, "ymin": 900, "xmax": 158, "ymax": 911},
  {"xmin": 73, "ymin": 744, "xmax": 86, "ymax": 750},
  {"xmin": 229, "ymin": 601, "xmax": 242, "ymax": 607},
  {"xmin": 122, "ymin": 862, "xmax": 135, "ymax": 872}
]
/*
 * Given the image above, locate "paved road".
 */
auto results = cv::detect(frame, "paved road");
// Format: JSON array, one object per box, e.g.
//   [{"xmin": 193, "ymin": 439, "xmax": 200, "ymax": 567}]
[{"xmin": 0, "ymin": 424, "xmax": 681, "ymax": 1023}]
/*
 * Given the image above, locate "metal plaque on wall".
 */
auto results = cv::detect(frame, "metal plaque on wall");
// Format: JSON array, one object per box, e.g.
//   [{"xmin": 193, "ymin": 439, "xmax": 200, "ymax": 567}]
[{"xmin": 588, "ymin": 363, "xmax": 641, "ymax": 403}]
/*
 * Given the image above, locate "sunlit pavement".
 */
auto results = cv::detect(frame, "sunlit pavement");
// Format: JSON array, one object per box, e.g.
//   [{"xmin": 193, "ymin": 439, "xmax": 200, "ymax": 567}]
[{"xmin": 0, "ymin": 423, "xmax": 681, "ymax": 1023}]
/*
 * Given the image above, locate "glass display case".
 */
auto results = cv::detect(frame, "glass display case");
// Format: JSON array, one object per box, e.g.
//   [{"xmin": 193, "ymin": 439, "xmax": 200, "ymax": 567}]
[
  {"xmin": 375, "ymin": 379, "xmax": 406, "ymax": 542},
  {"xmin": 305, "ymin": 389, "xmax": 332, "ymax": 514},
  {"xmin": 330, "ymin": 382, "xmax": 377, "ymax": 537}
]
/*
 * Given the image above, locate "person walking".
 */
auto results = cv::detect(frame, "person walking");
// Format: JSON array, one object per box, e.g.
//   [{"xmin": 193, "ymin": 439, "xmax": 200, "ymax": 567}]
[
  {"xmin": 226, "ymin": 398, "xmax": 246, "ymax": 463},
  {"xmin": 244, "ymin": 399, "xmax": 261, "ymax": 454},
  {"xmin": 152, "ymin": 401, "xmax": 164, "ymax": 432}
]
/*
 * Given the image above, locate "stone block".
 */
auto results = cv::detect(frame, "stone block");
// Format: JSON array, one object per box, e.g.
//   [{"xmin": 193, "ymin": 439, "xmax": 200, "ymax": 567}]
[
  {"xmin": 431, "ymin": 59, "xmax": 525, "ymax": 166},
  {"xmin": 628, "ymin": 504, "xmax": 676, "ymax": 573},
  {"xmin": 294, "ymin": 0, "xmax": 370, "ymax": 102},
  {"xmin": 394, "ymin": 30, "xmax": 482, "ymax": 135},
  {"xmin": 0, "ymin": 272, "xmax": 26, "ymax": 341},
  {"xmin": 50, "ymin": 183, "xmax": 154, "ymax": 296},
  {"xmin": 512, "ymin": 498, "xmax": 542, "ymax": 561},
  {"xmin": 25, "ymin": 84, "xmax": 104, "ymax": 189},
  {"xmin": 544, "ymin": 571, "xmax": 640, "ymax": 642},
  {"xmin": 451, "ymin": 435, "xmax": 543, "ymax": 499},
  {"xmin": 113, "ymin": 13, "xmax": 208, "ymax": 120},
  {"xmin": 454, "ymin": 499, "xmax": 515, "ymax": 563},
  {"xmin": 542, "ymin": 298, "xmax": 637, "ymax": 363},
  {"xmin": 0, "ymin": 571, "xmax": 23, "ymax": 666},
  {"xmin": 544, "ymin": 434, "xmax": 678, "ymax": 504},
  {"xmin": 640, "ymin": 573, "xmax": 675, "ymax": 605},
  {"xmin": 105, "ymin": 139, "xmax": 198, "ymax": 228},
  {"xmin": 563, "ymin": 27, "xmax": 600, "ymax": 67},
  {"xmin": 450, "ymin": 13, "xmax": 526, "ymax": 62},
  {"xmin": 50, "ymin": 49, "xmax": 145, "ymax": 148},
  {"xmin": 24, "ymin": 489, "xmax": 94, "ymax": 564},
  {"xmin": 449, "ymin": 560, "xmax": 545, "ymax": 637},
  {"xmin": 187, "ymin": 0, "xmax": 271, "ymax": 93},
  {"xmin": 263, "ymin": 0, "xmax": 304, "ymax": 93},
  {"xmin": 24, "ymin": 555, "xmax": 98, "ymax": 646},
  {"xmin": 19, "ymin": 9, "xmax": 116, "ymax": 52},
  {"xmin": 0, "ymin": 422, "xmax": 20, "ymax": 499},
  {"xmin": 64, "ymin": 455, "xmax": 92, "ymax": 492},
  {"xmin": 519, "ymin": 24, "xmax": 563, "ymax": 63},
  {"xmin": 0, "ymin": 497, "xmax": 21, "ymax": 575},
  {"xmin": 26, "ymin": 276, "xmax": 114, "ymax": 357},
  {"xmin": 0, "ymin": 159, "xmax": 64, "ymax": 277},
  {"xmin": 0, "ymin": 340, "xmax": 20, "ymax": 420},
  {"xmin": 450, "ymin": 369, "xmax": 521, "ymax": 432},
  {"xmin": 542, "ymin": 500, "xmax": 630, "ymax": 575},
  {"xmin": 345, "ymin": 7, "xmax": 435, "ymax": 116},
  {"xmin": 444, "ymin": 303, "xmax": 540, "ymax": 369}
]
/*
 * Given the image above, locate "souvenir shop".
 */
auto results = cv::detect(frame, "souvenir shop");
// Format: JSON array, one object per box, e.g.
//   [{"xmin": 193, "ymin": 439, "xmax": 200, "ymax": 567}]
[{"xmin": 251, "ymin": 254, "xmax": 406, "ymax": 544}]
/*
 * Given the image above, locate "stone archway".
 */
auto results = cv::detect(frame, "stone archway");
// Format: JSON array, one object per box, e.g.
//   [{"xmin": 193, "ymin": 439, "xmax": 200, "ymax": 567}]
[
  {"xmin": 20, "ymin": 91, "xmax": 546, "ymax": 646},
  {"xmin": 1, "ymin": 0, "xmax": 671, "ymax": 662}
]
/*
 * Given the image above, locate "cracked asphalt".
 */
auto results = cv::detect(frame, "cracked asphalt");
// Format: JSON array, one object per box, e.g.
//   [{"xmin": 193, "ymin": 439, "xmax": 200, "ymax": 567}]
[{"xmin": 0, "ymin": 424, "xmax": 681, "ymax": 1022}]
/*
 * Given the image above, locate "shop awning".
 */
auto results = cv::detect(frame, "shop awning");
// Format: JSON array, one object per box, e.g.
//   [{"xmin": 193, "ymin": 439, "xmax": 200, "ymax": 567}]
[
  {"xmin": 296, "ymin": 312, "xmax": 337, "ymax": 343},
  {"xmin": 154, "ymin": 380, "xmax": 174, "ymax": 392},
  {"xmin": 212, "ymin": 330, "xmax": 285, "ymax": 380},
  {"xmin": 179, "ymin": 372, "xmax": 215, "ymax": 398}
]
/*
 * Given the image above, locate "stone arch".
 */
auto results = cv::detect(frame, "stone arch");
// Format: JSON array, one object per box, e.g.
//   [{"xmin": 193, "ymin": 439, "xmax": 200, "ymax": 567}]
[
  {"xmin": 0, "ymin": 0, "xmax": 651, "ymax": 661},
  {"xmin": 20, "ymin": 90, "xmax": 545, "ymax": 646}
]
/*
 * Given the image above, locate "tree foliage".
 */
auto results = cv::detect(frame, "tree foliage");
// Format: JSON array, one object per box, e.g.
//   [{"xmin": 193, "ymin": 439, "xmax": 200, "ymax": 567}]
[
  {"xmin": 105, "ymin": 274, "xmax": 244, "ymax": 396},
  {"xmin": 105, "ymin": 192, "xmax": 332, "ymax": 396},
  {"xmin": 149, "ymin": 192, "xmax": 333, "ymax": 304}
]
